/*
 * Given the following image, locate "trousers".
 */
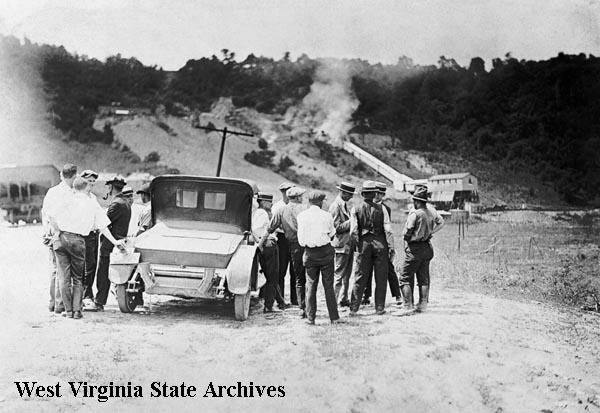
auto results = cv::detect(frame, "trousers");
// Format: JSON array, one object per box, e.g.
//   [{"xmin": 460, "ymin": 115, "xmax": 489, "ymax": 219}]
[
  {"xmin": 53, "ymin": 232, "xmax": 85, "ymax": 313},
  {"xmin": 304, "ymin": 244, "xmax": 339, "ymax": 322},
  {"xmin": 277, "ymin": 232, "xmax": 296, "ymax": 304},
  {"xmin": 350, "ymin": 234, "xmax": 389, "ymax": 312},
  {"xmin": 83, "ymin": 231, "xmax": 98, "ymax": 300},
  {"xmin": 289, "ymin": 241, "xmax": 306, "ymax": 310},
  {"xmin": 259, "ymin": 240, "xmax": 285, "ymax": 309}
]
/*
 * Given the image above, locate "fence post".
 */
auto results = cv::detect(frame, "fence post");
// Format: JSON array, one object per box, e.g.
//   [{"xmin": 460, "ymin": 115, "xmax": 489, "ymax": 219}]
[
  {"xmin": 457, "ymin": 221, "xmax": 461, "ymax": 252},
  {"xmin": 528, "ymin": 237, "xmax": 533, "ymax": 259},
  {"xmin": 492, "ymin": 236, "xmax": 496, "ymax": 260}
]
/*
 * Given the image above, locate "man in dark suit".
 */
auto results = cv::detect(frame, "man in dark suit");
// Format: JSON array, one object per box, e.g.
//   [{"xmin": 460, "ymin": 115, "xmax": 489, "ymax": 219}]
[
  {"xmin": 328, "ymin": 181, "xmax": 355, "ymax": 307},
  {"xmin": 88, "ymin": 177, "xmax": 132, "ymax": 311}
]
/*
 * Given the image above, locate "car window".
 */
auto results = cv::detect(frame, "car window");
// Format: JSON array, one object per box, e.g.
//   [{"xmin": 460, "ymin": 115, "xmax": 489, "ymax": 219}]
[
  {"xmin": 176, "ymin": 189, "xmax": 198, "ymax": 208},
  {"xmin": 204, "ymin": 191, "xmax": 226, "ymax": 210}
]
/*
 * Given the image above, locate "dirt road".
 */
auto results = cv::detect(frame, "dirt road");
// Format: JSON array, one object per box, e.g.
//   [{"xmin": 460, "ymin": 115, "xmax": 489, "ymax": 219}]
[{"xmin": 1, "ymin": 225, "xmax": 599, "ymax": 412}]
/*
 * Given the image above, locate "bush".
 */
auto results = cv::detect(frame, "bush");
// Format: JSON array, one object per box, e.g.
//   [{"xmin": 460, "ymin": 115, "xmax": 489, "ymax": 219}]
[
  {"xmin": 244, "ymin": 150, "xmax": 275, "ymax": 167},
  {"xmin": 144, "ymin": 151, "xmax": 161, "ymax": 163},
  {"xmin": 258, "ymin": 138, "xmax": 269, "ymax": 150},
  {"xmin": 277, "ymin": 155, "xmax": 295, "ymax": 172}
]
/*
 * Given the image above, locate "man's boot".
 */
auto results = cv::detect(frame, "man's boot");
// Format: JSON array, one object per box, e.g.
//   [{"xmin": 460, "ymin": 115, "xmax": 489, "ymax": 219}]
[
  {"xmin": 396, "ymin": 285, "xmax": 415, "ymax": 316},
  {"xmin": 416, "ymin": 285, "xmax": 429, "ymax": 313}
]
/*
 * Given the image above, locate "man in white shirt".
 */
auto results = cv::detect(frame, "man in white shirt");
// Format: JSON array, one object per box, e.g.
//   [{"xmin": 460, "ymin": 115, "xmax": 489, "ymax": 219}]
[
  {"xmin": 135, "ymin": 183, "xmax": 152, "ymax": 235},
  {"xmin": 252, "ymin": 193, "xmax": 286, "ymax": 312},
  {"xmin": 297, "ymin": 190, "xmax": 342, "ymax": 325},
  {"xmin": 329, "ymin": 181, "xmax": 355, "ymax": 307},
  {"xmin": 272, "ymin": 182, "xmax": 296, "ymax": 305},
  {"xmin": 80, "ymin": 170, "xmax": 101, "ymax": 306},
  {"xmin": 42, "ymin": 163, "xmax": 77, "ymax": 314},
  {"xmin": 48, "ymin": 177, "xmax": 126, "ymax": 319}
]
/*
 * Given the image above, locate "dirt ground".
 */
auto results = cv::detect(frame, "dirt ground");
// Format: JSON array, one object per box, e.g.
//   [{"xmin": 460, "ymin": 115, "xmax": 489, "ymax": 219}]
[{"xmin": 1, "ymin": 224, "xmax": 599, "ymax": 413}]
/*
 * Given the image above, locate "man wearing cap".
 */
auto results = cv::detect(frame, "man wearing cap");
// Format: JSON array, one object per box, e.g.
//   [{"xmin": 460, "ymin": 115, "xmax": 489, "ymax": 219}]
[
  {"xmin": 252, "ymin": 193, "xmax": 286, "ymax": 312},
  {"xmin": 263, "ymin": 186, "xmax": 307, "ymax": 318},
  {"xmin": 397, "ymin": 186, "xmax": 445, "ymax": 316},
  {"xmin": 90, "ymin": 177, "xmax": 132, "ymax": 311},
  {"xmin": 136, "ymin": 183, "xmax": 152, "ymax": 235},
  {"xmin": 128, "ymin": 183, "xmax": 152, "ymax": 236},
  {"xmin": 42, "ymin": 163, "xmax": 78, "ymax": 314},
  {"xmin": 272, "ymin": 182, "xmax": 297, "ymax": 305},
  {"xmin": 297, "ymin": 190, "xmax": 342, "ymax": 325},
  {"xmin": 47, "ymin": 177, "xmax": 126, "ymax": 319},
  {"xmin": 79, "ymin": 169, "xmax": 101, "ymax": 306},
  {"xmin": 363, "ymin": 182, "xmax": 402, "ymax": 306},
  {"xmin": 328, "ymin": 181, "xmax": 355, "ymax": 307},
  {"xmin": 348, "ymin": 180, "xmax": 395, "ymax": 316}
]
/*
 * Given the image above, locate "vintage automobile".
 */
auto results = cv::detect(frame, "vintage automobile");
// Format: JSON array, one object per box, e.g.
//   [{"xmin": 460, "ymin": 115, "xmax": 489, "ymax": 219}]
[
  {"xmin": 0, "ymin": 164, "xmax": 60, "ymax": 224},
  {"xmin": 108, "ymin": 175, "xmax": 265, "ymax": 321}
]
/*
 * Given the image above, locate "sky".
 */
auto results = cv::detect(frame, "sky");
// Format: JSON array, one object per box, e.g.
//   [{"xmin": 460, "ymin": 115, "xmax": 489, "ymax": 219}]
[{"xmin": 1, "ymin": 0, "xmax": 599, "ymax": 70}]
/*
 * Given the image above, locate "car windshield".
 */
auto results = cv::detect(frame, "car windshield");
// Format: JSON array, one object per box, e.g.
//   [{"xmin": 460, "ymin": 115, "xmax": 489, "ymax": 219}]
[{"xmin": 152, "ymin": 177, "xmax": 254, "ymax": 234}]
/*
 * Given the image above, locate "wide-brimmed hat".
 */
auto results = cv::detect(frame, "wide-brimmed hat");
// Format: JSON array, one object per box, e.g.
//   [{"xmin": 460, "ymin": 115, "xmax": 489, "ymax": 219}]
[
  {"xmin": 120, "ymin": 186, "xmax": 134, "ymax": 197},
  {"xmin": 105, "ymin": 176, "xmax": 126, "ymax": 188},
  {"xmin": 360, "ymin": 180, "xmax": 378, "ymax": 194},
  {"xmin": 307, "ymin": 190, "xmax": 326, "ymax": 204},
  {"xmin": 375, "ymin": 181, "xmax": 387, "ymax": 193},
  {"xmin": 278, "ymin": 182, "xmax": 295, "ymax": 191},
  {"xmin": 336, "ymin": 181, "xmax": 356, "ymax": 194},
  {"xmin": 80, "ymin": 169, "xmax": 99, "ymax": 180},
  {"xmin": 286, "ymin": 186, "xmax": 306, "ymax": 198},
  {"xmin": 411, "ymin": 186, "xmax": 429, "ymax": 202},
  {"xmin": 257, "ymin": 192, "xmax": 274, "ymax": 202}
]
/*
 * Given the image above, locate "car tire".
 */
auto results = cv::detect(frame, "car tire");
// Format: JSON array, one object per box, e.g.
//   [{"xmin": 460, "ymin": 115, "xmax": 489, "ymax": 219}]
[
  {"xmin": 116, "ymin": 284, "xmax": 139, "ymax": 313},
  {"xmin": 234, "ymin": 289, "xmax": 251, "ymax": 321}
]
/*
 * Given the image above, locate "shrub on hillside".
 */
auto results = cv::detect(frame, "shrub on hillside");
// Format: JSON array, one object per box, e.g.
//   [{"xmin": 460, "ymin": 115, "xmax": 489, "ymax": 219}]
[
  {"xmin": 277, "ymin": 155, "xmax": 295, "ymax": 172},
  {"xmin": 244, "ymin": 150, "xmax": 275, "ymax": 168},
  {"xmin": 144, "ymin": 151, "xmax": 161, "ymax": 163}
]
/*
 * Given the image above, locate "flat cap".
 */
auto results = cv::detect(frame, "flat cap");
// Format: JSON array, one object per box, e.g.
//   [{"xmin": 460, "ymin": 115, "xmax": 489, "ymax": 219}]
[
  {"xmin": 307, "ymin": 190, "xmax": 326, "ymax": 204},
  {"xmin": 256, "ymin": 192, "xmax": 274, "ymax": 202},
  {"xmin": 278, "ymin": 181, "xmax": 295, "ymax": 191},
  {"xmin": 286, "ymin": 186, "xmax": 306, "ymax": 198},
  {"xmin": 136, "ymin": 183, "xmax": 151, "ymax": 194}
]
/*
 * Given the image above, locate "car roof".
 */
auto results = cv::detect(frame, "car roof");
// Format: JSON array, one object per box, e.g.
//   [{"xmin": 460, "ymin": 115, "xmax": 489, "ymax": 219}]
[{"xmin": 152, "ymin": 175, "xmax": 259, "ymax": 194}]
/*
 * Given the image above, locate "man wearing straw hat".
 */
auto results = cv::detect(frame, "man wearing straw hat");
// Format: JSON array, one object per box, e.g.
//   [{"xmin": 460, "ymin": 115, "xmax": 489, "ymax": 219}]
[
  {"xmin": 397, "ymin": 186, "xmax": 444, "ymax": 316},
  {"xmin": 252, "ymin": 192, "xmax": 286, "ymax": 312},
  {"xmin": 349, "ymin": 180, "xmax": 395, "ymax": 316},
  {"xmin": 328, "ymin": 181, "xmax": 356, "ymax": 307}
]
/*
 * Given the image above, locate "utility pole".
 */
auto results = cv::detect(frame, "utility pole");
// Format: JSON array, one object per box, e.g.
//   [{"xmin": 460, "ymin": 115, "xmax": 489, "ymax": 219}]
[{"xmin": 195, "ymin": 125, "xmax": 254, "ymax": 177}]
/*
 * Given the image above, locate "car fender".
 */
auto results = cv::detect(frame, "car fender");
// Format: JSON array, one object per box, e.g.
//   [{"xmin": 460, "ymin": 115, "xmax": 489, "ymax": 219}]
[{"xmin": 226, "ymin": 245, "xmax": 261, "ymax": 294}]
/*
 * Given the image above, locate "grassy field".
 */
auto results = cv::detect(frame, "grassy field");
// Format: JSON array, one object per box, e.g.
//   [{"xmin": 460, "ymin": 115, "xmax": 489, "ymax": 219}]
[{"xmin": 390, "ymin": 210, "xmax": 600, "ymax": 311}]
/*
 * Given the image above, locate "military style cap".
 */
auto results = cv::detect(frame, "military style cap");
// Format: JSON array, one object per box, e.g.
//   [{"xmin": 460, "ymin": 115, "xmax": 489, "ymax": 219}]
[
  {"xmin": 278, "ymin": 182, "xmax": 295, "ymax": 191},
  {"xmin": 411, "ymin": 186, "xmax": 429, "ymax": 202},
  {"xmin": 256, "ymin": 192, "xmax": 274, "ymax": 202},
  {"xmin": 336, "ymin": 182, "xmax": 356, "ymax": 194},
  {"xmin": 286, "ymin": 186, "xmax": 306, "ymax": 198},
  {"xmin": 105, "ymin": 176, "xmax": 127, "ymax": 188},
  {"xmin": 307, "ymin": 190, "xmax": 326, "ymax": 204}
]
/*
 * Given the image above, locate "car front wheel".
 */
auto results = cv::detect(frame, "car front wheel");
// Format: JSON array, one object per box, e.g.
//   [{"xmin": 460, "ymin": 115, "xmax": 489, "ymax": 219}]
[{"xmin": 234, "ymin": 289, "xmax": 251, "ymax": 321}]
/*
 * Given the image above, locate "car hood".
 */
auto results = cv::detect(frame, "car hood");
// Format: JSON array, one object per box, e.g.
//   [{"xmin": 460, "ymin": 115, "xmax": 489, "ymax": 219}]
[{"xmin": 135, "ymin": 222, "xmax": 244, "ymax": 257}]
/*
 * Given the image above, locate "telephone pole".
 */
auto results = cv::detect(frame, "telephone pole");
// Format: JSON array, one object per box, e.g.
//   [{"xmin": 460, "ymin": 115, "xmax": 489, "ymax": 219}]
[{"xmin": 194, "ymin": 125, "xmax": 254, "ymax": 177}]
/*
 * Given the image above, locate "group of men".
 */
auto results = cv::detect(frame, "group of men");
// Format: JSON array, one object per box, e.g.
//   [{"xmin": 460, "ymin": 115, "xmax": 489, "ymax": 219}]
[
  {"xmin": 42, "ymin": 164, "xmax": 151, "ymax": 319},
  {"xmin": 252, "ymin": 179, "xmax": 445, "ymax": 325}
]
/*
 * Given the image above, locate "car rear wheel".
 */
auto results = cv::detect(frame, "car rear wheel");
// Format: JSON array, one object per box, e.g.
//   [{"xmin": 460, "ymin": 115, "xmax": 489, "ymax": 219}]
[
  {"xmin": 234, "ymin": 289, "xmax": 251, "ymax": 321},
  {"xmin": 116, "ymin": 284, "xmax": 140, "ymax": 313}
]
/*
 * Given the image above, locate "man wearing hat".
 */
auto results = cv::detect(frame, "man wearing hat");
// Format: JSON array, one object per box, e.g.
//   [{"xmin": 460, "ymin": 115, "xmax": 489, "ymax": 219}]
[
  {"xmin": 328, "ymin": 181, "xmax": 356, "ymax": 307},
  {"xmin": 80, "ymin": 170, "xmax": 101, "ymax": 306},
  {"xmin": 348, "ymin": 180, "xmax": 395, "ymax": 316},
  {"xmin": 135, "ymin": 183, "xmax": 152, "ymax": 235},
  {"xmin": 363, "ymin": 182, "xmax": 402, "ymax": 306},
  {"xmin": 89, "ymin": 176, "xmax": 132, "ymax": 311},
  {"xmin": 397, "ymin": 186, "xmax": 444, "ymax": 316},
  {"xmin": 252, "ymin": 192, "xmax": 286, "ymax": 312},
  {"xmin": 272, "ymin": 182, "xmax": 297, "ymax": 305},
  {"xmin": 297, "ymin": 190, "xmax": 342, "ymax": 325},
  {"xmin": 263, "ymin": 186, "xmax": 307, "ymax": 317},
  {"xmin": 42, "ymin": 163, "xmax": 78, "ymax": 314}
]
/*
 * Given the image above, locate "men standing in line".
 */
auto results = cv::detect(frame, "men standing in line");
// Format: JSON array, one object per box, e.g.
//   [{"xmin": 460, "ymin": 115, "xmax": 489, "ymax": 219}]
[
  {"xmin": 42, "ymin": 163, "xmax": 77, "ymax": 314},
  {"xmin": 397, "ymin": 186, "xmax": 445, "ymax": 316},
  {"xmin": 328, "ymin": 181, "xmax": 355, "ymax": 307},
  {"xmin": 264, "ymin": 186, "xmax": 307, "ymax": 318},
  {"xmin": 349, "ymin": 181, "xmax": 395, "ymax": 316},
  {"xmin": 47, "ymin": 177, "xmax": 126, "ymax": 319},
  {"xmin": 272, "ymin": 182, "xmax": 297, "ymax": 305},
  {"xmin": 88, "ymin": 177, "xmax": 132, "ymax": 311},
  {"xmin": 252, "ymin": 192, "xmax": 286, "ymax": 313},
  {"xmin": 79, "ymin": 170, "xmax": 101, "ymax": 307},
  {"xmin": 297, "ymin": 190, "xmax": 342, "ymax": 325}
]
